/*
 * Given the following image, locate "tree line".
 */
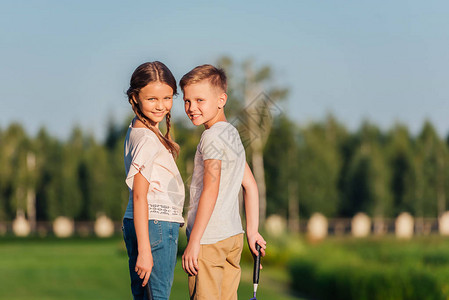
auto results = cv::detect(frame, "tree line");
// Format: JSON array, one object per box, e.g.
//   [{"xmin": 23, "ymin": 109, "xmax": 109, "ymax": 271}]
[
  {"xmin": 265, "ymin": 116, "xmax": 449, "ymax": 223},
  {"xmin": 1, "ymin": 57, "xmax": 447, "ymax": 227},
  {"xmin": 1, "ymin": 115, "xmax": 447, "ymax": 223}
]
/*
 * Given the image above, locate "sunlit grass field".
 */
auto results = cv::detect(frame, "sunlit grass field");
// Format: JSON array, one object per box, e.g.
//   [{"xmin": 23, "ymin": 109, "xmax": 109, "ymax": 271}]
[
  {"xmin": 288, "ymin": 236, "xmax": 449, "ymax": 300},
  {"xmin": 0, "ymin": 236, "xmax": 300, "ymax": 300},
  {"xmin": 5, "ymin": 234, "xmax": 449, "ymax": 299}
]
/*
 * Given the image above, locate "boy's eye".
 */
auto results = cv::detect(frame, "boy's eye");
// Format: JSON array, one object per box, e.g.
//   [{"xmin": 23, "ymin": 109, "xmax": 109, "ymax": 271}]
[{"xmin": 197, "ymin": 99, "xmax": 204, "ymax": 102}]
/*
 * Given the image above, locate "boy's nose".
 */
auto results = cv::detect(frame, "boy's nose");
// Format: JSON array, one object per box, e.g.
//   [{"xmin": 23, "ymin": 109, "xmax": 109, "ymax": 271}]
[{"xmin": 186, "ymin": 102, "xmax": 196, "ymax": 112}]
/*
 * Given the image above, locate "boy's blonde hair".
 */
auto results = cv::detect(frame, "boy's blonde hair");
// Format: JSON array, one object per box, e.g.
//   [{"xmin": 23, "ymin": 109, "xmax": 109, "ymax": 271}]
[{"xmin": 180, "ymin": 64, "xmax": 227, "ymax": 93}]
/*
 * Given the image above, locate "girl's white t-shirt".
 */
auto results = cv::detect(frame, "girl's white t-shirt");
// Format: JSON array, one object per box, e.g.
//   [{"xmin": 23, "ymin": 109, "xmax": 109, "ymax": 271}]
[
  {"xmin": 123, "ymin": 123, "xmax": 185, "ymax": 223},
  {"xmin": 186, "ymin": 121, "xmax": 246, "ymax": 244}
]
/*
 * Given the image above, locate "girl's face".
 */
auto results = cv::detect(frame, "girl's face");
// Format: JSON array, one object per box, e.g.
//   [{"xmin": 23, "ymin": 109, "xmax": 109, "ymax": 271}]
[{"xmin": 134, "ymin": 82, "xmax": 173, "ymax": 127}]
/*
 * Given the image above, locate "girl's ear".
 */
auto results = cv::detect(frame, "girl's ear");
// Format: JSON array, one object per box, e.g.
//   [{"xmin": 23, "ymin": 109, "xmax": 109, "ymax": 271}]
[
  {"xmin": 131, "ymin": 94, "xmax": 138, "ymax": 105},
  {"xmin": 218, "ymin": 93, "xmax": 228, "ymax": 109}
]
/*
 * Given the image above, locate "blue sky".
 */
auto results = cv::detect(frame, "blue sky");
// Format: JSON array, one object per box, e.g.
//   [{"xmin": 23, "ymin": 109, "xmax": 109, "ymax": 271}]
[{"xmin": 1, "ymin": 0, "xmax": 448, "ymax": 140}]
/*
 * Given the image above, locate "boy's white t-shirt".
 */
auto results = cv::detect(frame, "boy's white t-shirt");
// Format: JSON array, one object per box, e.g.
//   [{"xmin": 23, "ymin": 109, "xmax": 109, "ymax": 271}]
[
  {"xmin": 123, "ymin": 123, "xmax": 185, "ymax": 224},
  {"xmin": 186, "ymin": 121, "xmax": 246, "ymax": 244}
]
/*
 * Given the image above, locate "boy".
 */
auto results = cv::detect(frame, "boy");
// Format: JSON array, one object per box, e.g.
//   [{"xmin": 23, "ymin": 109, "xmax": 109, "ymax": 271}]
[{"xmin": 180, "ymin": 64, "xmax": 266, "ymax": 300}]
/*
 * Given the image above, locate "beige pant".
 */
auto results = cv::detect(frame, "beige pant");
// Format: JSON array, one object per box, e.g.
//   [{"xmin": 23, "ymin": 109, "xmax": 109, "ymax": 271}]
[{"xmin": 188, "ymin": 233, "xmax": 244, "ymax": 300}]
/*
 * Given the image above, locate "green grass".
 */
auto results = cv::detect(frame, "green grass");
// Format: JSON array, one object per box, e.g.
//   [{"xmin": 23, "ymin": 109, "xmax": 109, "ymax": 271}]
[
  {"xmin": 0, "ymin": 236, "xmax": 300, "ymax": 300},
  {"xmin": 289, "ymin": 236, "xmax": 449, "ymax": 300}
]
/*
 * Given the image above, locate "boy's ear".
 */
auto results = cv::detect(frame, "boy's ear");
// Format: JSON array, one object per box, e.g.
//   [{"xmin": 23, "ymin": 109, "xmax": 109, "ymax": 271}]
[{"xmin": 218, "ymin": 93, "xmax": 228, "ymax": 109}]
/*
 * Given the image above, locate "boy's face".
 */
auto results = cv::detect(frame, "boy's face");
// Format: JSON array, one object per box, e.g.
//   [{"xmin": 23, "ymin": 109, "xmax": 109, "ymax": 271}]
[{"xmin": 183, "ymin": 80, "xmax": 227, "ymax": 129}]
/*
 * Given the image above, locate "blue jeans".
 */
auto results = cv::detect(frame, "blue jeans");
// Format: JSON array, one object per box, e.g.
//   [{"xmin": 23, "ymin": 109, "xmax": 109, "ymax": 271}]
[{"xmin": 122, "ymin": 218, "xmax": 180, "ymax": 300}]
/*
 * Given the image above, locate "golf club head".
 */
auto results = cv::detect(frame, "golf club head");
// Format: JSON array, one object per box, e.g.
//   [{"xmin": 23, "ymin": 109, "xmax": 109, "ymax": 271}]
[
  {"xmin": 250, "ymin": 291, "xmax": 258, "ymax": 300},
  {"xmin": 249, "ymin": 290, "xmax": 258, "ymax": 300}
]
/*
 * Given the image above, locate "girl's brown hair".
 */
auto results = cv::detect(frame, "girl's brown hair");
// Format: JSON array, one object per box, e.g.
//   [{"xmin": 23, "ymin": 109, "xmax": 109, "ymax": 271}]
[{"xmin": 126, "ymin": 61, "xmax": 180, "ymax": 157}]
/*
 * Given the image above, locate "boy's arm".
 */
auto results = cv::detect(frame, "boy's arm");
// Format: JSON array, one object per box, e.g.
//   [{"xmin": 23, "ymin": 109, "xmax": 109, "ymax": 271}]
[
  {"xmin": 133, "ymin": 172, "xmax": 154, "ymax": 287},
  {"xmin": 182, "ymin": 159, "xmax": 222, "ymax": 276},
  {"xmin": 242, "ymin": 162, "xmax": 267, "ymax": 257}
]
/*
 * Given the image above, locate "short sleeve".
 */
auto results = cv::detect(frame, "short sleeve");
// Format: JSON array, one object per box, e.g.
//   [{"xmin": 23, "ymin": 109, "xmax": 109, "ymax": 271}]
[
  {"xmin": 200, "ymin": 130, "xmax": 226, "ymax": 161},
  {"xmin": 125, "ymin": 135, "xmax": 160, "ymax": 190}
]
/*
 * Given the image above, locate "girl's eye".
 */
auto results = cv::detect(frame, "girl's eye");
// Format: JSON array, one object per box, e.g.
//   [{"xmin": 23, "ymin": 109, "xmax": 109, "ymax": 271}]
[{"xmin": 148, "ymin": 98, "xmax": 156, "ymax": 101}]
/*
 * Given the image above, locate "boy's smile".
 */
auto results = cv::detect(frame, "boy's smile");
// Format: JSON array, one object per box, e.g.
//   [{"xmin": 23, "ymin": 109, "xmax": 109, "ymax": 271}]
[{"xmin": 183, "ymin": 80, "xmax": 227, "ymax": 129}]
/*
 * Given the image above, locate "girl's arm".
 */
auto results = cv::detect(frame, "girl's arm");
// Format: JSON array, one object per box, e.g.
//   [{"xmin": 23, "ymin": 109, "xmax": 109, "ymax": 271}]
[
  {"xmin": 133, "ymin": 172, "xmax": 153, "ymax": 287},
  {"xmin": 182, "ymin": 159, "xmax": 221, "ymax": 276},
  {"xmin": 242, "ymin": 162, "xmax": 267, "ymax": 257}
]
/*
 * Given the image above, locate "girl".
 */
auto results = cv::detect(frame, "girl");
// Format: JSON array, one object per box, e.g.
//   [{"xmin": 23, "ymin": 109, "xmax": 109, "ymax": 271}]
[{"xmin": 122, "ymin": 61, "xmax": 185, "ymax": 300}]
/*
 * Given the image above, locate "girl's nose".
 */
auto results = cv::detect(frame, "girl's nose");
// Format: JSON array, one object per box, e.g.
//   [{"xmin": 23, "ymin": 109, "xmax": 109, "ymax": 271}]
[{"xmin": 156, "ymin": 99, "xmax": 164, "ymax": 110}]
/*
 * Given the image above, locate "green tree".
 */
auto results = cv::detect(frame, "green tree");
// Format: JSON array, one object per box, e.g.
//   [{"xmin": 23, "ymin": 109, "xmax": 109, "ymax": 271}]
[
  {"xmin": 386, "ymin": 124, "xmax": 415, "ymax": 215},
  {"xmin": 343, "ymin": 121, "xmax": 393, "ymax": 217},
  {"xmin": 412, "ymin": 121, "xmax": 448, "ymax": 217},
  {"xmin": 78, "ymin": 136, "xmax": 105, "ymax": 220},
  {"xmin": 0, "ymin": 127, "xmax": 7, "ymax": 220},
  {"xmin": 34, "ymin": 127, "xmax": 59, "ymax": 222},
  {"xmin": 1, "ymin": 124, "xmax": 36, "ymax": 222},
  {"xmin": 0, "ymin": 127, "xmax": 9, "ymax": 220},
  {"xmin": 264, "ymin": 115, "xmax": 298, "ymax": 216},
  {"xmin": 297, "ymin": 116, "xmax": 344, "ymax": 217},
  {"xmin": 45, "ymin": 128, "xmax": 84, "ymax": 220}
]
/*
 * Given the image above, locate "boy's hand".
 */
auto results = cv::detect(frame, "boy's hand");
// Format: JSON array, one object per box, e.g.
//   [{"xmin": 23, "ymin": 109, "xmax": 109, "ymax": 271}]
[
  {"xmin": 135, "ymin": 250, "xmax": 154, "ymax": 287},
  {"xmin": 182, "ymin": 240, "xmax": 200, "ymax": 276},
  {"xmin": 247, "ymin": 232, "xmax": 267, "ymax": 258}
]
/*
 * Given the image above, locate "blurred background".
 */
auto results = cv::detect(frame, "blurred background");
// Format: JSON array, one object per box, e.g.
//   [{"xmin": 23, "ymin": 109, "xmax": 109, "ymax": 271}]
[{"xmin": 1, "ymin": 1, "xmax": 449, "ymax": 299}]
